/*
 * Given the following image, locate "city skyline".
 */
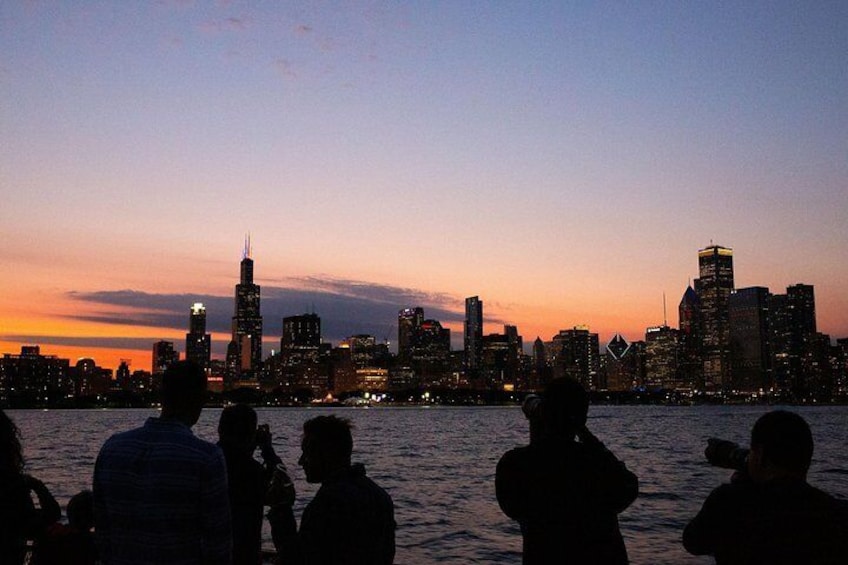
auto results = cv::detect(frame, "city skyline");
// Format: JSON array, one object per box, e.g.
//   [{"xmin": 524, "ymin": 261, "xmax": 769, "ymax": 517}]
[
  {"xmin": 0, "ymin": 240, "xmax": 844, "ymax": 373},
  {"xmin": 2, "ymin": 3, "xmax": 846, "ymax": 372}
]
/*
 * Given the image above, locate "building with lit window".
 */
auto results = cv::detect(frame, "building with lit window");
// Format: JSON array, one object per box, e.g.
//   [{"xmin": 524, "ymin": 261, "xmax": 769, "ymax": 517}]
[{"xmin": 694, "ymin": 245, "xmax": 734, "ymax": 390}]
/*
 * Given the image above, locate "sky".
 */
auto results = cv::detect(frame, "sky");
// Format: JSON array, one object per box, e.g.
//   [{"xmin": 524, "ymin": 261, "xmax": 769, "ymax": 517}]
[{"xmin": 1, "ymin": 1, "xmax": 846, "ymax": 372}]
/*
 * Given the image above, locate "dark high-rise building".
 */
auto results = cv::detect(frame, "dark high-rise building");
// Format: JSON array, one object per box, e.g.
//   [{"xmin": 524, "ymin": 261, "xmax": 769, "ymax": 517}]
[
  {"xmin": 185, "ymin": 302, "xmax": 211, "ymax": 369},
  {"xmin": 227, "ymin": 237, "xmax": 263, "ymax": 380},
  {"xmin": 464, "ymin": 296, "xmax": 483, "ymax": 374},
  {"xmin": 397, "ymin": 307, "xmax": 424, "ymax": 364},
  {"xmin": 769, "ymin": 283, "xmax": 817, "ymax": 399},
  {"xmin": 678, "ymin": 285, "xmax": 703, "ymax": 390},
  {"xmin": 728, "ymin": 287, "xmax": 771, "ymax": 392},
  {"xmin": 282, "ymin": 314, "xmax": 322, "ymax": 349},
  {"xmin": 694, "ymin": 245, "xmax": 734, "ymax": 389},
  {"xmin": 152, "ymin": 341, "xmax": 179, "ymax": 375},
  {"xmin": 644, "ymin": 325, "xmax": 679, "ymax": 390},
  {"xmin": 547, "ymin": 327, "xmax": 600, "ymax": 391}
]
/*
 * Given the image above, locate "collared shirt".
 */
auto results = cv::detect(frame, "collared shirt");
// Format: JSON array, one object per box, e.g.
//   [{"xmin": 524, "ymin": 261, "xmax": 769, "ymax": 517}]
[{"xmin": 93, "ymin": 417, "xmax": 232, "ymax": 565}]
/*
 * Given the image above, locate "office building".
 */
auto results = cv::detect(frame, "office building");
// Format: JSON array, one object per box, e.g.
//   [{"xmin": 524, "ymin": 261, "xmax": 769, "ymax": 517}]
[
  {"xmin": 152, "ymin": 341, "xmax": 179, "ymax": 375},
  {"xmin": 644, "ymin": 325, "xmax": 679, "ymax": 390},
  {"xmin": 464, "ymin": 296, "xmax": 483, "ymax": 374},
  {"xmin": 694, "ymin": 245, "xmax": 734, "ymax": 389},
  {"xmin": 185, "ymin": 302, "xmax": 211, "ymax": 369},
  {"xmin": 728, "ymin": 287, "xmax": 771, "ymax": 392},
  {"xmin": 227, "ymin": 236, "xmax": 263, "ymax": 380},
  {"xmin": 547, "ymin": 326, "xmax": 600, "ymax": 391},
  {"xmin": 397, "ymin": 307, "xmax": 424, "ymax": 364}
]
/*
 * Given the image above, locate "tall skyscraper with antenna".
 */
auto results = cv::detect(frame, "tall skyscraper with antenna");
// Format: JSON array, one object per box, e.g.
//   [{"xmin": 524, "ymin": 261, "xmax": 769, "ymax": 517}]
[{"xmin": 226, "ymin": 235, "xmax": 263, "ymax": 380}]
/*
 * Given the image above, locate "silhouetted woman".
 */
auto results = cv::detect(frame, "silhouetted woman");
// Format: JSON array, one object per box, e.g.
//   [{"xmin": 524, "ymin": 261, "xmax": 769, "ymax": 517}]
[{"xmin": 0, "ymin": 409, "xmax": 61, "ymax": 565}]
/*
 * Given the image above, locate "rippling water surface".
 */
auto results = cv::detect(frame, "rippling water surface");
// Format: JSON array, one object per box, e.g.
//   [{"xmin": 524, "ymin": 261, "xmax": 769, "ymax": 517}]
[{"xmin": 10, "ymin": 405, "xmax": 848, "ymax": 564}]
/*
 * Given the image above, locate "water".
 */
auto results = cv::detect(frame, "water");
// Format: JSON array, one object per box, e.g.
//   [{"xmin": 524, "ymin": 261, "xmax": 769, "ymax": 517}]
[{"xmin": 9, "ymin": 405, "xmax": 848, "ymax": 564}]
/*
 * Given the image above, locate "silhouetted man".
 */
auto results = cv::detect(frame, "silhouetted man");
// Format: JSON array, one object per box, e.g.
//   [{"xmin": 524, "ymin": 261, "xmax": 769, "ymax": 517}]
[
  {"xmin": 269, "ymin": 415, "xmax": 395, "ymax": 565},
  {"xmin": 93, "ymin": 361, "xmax": 231, "ymax": 564},
  {"xmin": 218, "ymin": 404, "xmax": 282, "ymax": 564},
  {"xmin": 683, "ymin": 410, "xmax": 848, "ymax": 564},
  {"xmin": 496, "ymin": 378, "xmax": 638, "ymax": 564}
]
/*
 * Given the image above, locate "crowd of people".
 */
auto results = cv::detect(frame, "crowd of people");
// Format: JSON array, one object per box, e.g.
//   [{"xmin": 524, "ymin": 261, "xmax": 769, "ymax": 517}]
[{"xmin": 2, "ymin": 359, "xmax": 847, "ymax": 564}]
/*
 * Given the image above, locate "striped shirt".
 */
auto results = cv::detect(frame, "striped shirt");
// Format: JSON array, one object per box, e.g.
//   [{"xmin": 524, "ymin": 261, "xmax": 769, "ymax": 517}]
[{"xmin": 93, "ymin": 417, "xmax": 232, "ymax": 565}]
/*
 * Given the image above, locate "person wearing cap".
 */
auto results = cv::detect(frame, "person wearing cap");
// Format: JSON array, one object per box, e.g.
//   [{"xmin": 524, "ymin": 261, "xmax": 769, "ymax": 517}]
[{"xmin": 496, "ymin": 378, "xmax": 638, "ymax": 564}]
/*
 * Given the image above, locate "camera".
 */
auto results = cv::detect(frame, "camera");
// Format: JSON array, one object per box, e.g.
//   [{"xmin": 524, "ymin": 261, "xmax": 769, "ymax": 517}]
[{"xmin": 705, "ymin": 438, "xmax": 749, "ymax": 471}]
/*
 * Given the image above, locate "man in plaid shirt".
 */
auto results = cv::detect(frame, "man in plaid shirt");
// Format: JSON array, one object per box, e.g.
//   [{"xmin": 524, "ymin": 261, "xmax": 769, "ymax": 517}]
[{"xmin": 93, "ymin": 361, "xmax": 231, "ymax": 564}]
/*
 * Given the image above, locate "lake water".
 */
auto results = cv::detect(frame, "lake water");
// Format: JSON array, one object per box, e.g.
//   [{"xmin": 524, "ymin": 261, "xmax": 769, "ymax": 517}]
[{"xmin": 9, "ymin": 405, "xmax": 848, "ymax": 564}]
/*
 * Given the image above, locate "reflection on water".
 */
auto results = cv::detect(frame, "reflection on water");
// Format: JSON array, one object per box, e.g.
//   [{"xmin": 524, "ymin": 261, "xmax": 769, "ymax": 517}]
[{"xmin": 10, "ymin": 406, "xmax": 848, "ymax": 564}]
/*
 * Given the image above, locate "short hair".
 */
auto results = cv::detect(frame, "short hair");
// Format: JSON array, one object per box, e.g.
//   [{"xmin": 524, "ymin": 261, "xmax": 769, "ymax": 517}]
[
  {"xmin": 751, "ymin": 410, "xmax": 814, "ymax": 474},
  {"xmin": 542, "ymin": 378, "xmax": 589, "ymax": 435},
  {"xmin": 160, "ymin": 360, "xmax": 207, "ymax": 409},
  {"xmin": 218, "ymin": 404, "xmax": 257, "ymax": 441},
  {"xmin": 303, "ymin": 415, "xmax": 353, "ymax": 460},
  {"xmin": 68, "ymin": 490, "xmax": 94, "ymax": 531}
]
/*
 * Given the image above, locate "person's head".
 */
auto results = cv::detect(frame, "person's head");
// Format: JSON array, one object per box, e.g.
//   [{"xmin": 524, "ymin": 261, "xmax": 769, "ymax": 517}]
[
  {"xmin": 67, "ymin": 490, "xmax": 94, "ymax": 531},
  {"xmin": 160, "ymin": 360, "xmax": 207, "ymax": 426},
  {"xmin": 0, "ymin": 409, "xmax": 24, "ymax": 475},
  {"xmin": 540, "ymin": 378, "xmax": 589, "ymax": 439},
  {"xmin": 747, "ymin": 410, "xmax": 813, "ymax": 481},
  {"xmin": 218, "ymin": 403, "xmax": 258, "ymax": 452},
  {"xmin": 298, "ymin": 415, "xmax": 353, "ymax": 483}
]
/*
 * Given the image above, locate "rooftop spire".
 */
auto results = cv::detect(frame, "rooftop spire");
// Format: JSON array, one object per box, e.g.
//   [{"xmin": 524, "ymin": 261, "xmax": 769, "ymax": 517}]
[{"xmin": 243, "ymin": 233, "xmax": 252, "ymax": 260}]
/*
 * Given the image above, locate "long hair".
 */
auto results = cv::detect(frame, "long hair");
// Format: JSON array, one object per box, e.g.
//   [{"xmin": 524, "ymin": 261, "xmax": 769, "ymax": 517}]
[{"xmin": 0, "ymin": 409, "xmax": 24, "ymax": 475}]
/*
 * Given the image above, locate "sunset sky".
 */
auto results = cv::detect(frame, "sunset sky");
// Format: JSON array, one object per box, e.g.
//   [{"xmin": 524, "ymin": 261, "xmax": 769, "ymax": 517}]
[{"xmin": 2, "ymin": 2, "xmax": 846, "ymax": 372}]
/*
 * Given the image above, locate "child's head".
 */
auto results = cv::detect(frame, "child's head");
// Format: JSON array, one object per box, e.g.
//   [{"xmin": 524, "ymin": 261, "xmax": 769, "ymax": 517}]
[{"xmin": 67, "ymin": 490, "xmax": 94, "ymax": 531}]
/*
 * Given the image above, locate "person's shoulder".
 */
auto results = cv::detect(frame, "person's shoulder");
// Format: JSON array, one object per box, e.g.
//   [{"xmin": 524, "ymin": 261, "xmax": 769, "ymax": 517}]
[{"xmin": 498, "ymin": 444, "xmax": 533, "ymax": 465}]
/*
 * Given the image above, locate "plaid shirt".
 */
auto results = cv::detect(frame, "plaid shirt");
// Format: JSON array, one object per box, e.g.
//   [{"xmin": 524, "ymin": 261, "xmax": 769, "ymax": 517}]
[{"xmin": 93, "ymin": 417, "xmax": 232, "ymax": 565}]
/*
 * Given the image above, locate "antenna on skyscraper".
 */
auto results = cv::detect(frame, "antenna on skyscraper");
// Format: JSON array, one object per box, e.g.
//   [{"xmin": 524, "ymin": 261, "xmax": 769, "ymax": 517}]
[
  {"xmin": 663, "ymin": 292, "xmax": 668, "ymax": 326},
  {"xmin": 241, "ymin": 232, "xmax": 253, "ymax": 259}
]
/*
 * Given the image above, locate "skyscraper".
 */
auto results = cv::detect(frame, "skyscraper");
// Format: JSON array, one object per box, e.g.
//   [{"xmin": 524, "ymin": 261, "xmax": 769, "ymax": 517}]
[
  {"xmin": 728, "ymin": 287, "xmax": 771, "ymax": 392},
  {"xmin": 694, "ymin": 244, "xmax": 734, "ymax": 389},
  {"xmin": 644, "ymin": 325, "xmax": 679, "ymax": 390},
  {"xmin": 397, "ymin": 307, "xmax": 424, "ymax": 364},
  {"xmin": 464, "ymin": 296, "xmax": 483, "ymax": 374},
  {"xmin": 152, "ymin": 341, "xmax": 179, "ymax": 375},
  {"xmin": 678, "ymin": 285, "xmax": 703, "ymax": 390},
  {"xmin": 547, "ymin": 326, "xmax": 600, "ymax": 391},
  {"xmin": 769, "ymin": 283, "xmax": 817, "ymax": 399},
  {"xmin": 227, "ymin": 236, "xmax": 262, "ymax": 380},
  {"xmin": 185, "ymin": 302, "xmax": 211, "ymax": 369}
]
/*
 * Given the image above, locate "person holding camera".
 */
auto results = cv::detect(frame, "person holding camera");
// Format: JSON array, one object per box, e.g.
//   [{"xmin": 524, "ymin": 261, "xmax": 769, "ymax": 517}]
[
  {"xmin": 217, "ymin": 403, "xmax": 287, "ymax": 565},
  {"xmin": 496, "ymin": 378, "xmax": 638, "ymax": 564},
  {"xmin": 683, "ymin": 410, "xmax": 848, "ymax": 564}
]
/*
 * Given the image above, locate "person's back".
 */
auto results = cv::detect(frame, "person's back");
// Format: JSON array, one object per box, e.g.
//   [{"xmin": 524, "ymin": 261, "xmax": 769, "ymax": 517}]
[
  {"xmin": 496, "ymin": 378, "xmax": 637, "ymax": 565},
  {"xmin": 93, "ymin": 361, "xmax": 231, "ymax": 565},
  {"xmin": 497, "ymin": 437, "xmax": 636, "ymax": 564},
  {"xmin": 684, "ymin": 410, "xmax": 848, "ymax": 565},
  {"xmin": 684, "ymin": 477, "xmax": 848, "ymax": 564},
  {"xmin": 300, "ymin": 463, "xmax": 395, "ymax": 565}
]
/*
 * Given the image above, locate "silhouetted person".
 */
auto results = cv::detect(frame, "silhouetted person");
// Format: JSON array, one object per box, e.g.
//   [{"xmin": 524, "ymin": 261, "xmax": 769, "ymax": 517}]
[
  {"xmin": 32, "ymin": 490, "xmax": 97, "ymax": 565},
  {"xmin": 93, "ymin": 360, "xmax": 232, "ymax": 564},
  {"xmin": 683, "ymin": 410, "xmax": 848, "ymax": 564},
  {"xmin": 496, "ymin": 378, "xmax": 638, "ymax": 564},
  {"xmin": 218, "ymin": 404, "xmax": 283, "ymax": 564},
  {"xmin": 269, "ymin": 415, "xmax": 395, "ymax": 565},
  {"xmin": 0, "ymin": 409, "xmax": 61, "ymax": 565}
]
